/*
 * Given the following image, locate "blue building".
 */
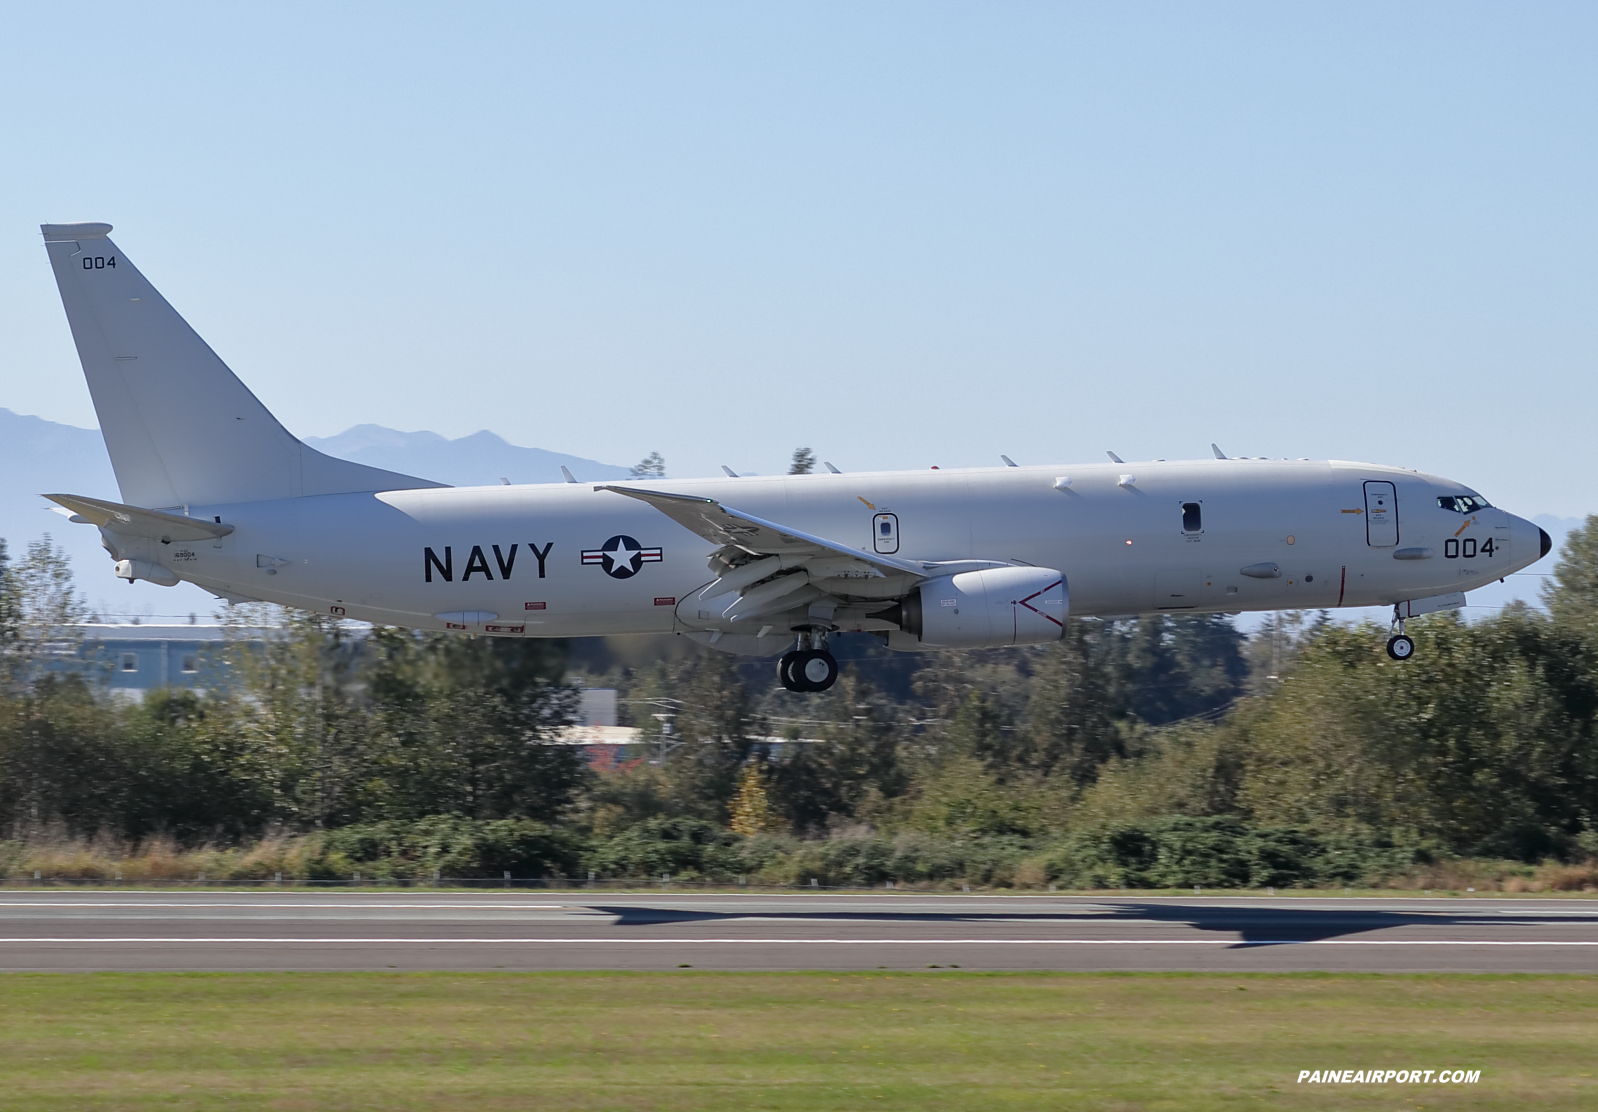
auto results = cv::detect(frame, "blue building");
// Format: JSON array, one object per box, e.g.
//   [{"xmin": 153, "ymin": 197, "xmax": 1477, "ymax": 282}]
[{"xmin": 71, "ymin": 624, "xmax": 256, "ymax": 697}]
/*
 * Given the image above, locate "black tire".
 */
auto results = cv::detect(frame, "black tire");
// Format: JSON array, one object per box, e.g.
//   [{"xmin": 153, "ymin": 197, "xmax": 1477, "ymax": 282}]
[
  {"xmin": 1386, "ymin": 634, "xmax": 1415, "ymax": 661},
  {"xmin": 793, "ymin": 649, "xmax": 839, "ymax": 692},
  {"xmin": 777, "ymin": 651, "xmax": 801, "ymax": 691}
]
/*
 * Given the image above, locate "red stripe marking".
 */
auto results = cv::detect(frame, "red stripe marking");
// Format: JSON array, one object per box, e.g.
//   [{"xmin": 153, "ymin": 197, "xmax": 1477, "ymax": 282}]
[{"xmin": 1018, "ymin": 580, "xmax": 1066, "ymax": 628}]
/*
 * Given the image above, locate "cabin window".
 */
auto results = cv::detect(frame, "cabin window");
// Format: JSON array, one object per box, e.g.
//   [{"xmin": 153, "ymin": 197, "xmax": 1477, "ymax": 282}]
[
  {"xmin": 120, "ymin": 653, "xmax": 139, "ymax": 672},
  {"xmin": 1437, "ymin": 494, "xmax": 1491, "ymax": 513},
  {"xmin": 1181, "ymin": 502, "xmax": 1203, "ymax": 534},
  {"xmin": 181, "ymin": 657, "xmax": 198, "ymax": 674}
]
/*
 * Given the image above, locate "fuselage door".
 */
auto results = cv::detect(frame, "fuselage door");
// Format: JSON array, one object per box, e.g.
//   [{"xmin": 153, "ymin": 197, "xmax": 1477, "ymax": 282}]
[
  {"xmin": 872, "ymin": 512, "xmax": 900, "ymax": 554},
  {"xmin": 1364, "ymin": 481, "xmax": 1398, "ymax": 547}
]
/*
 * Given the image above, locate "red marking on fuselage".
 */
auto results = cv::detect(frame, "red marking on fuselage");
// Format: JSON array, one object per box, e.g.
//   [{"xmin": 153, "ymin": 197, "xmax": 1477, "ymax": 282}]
[{"xmin": 1018, "ymin": 580, "xmax": 1066, "ymax": 628}]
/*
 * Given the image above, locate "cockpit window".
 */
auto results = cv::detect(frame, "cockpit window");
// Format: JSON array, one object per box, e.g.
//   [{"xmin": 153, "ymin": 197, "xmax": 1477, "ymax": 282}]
[{"xmin": 1437, "ymin": 494, "xmax": 1491, "ymax": 513}]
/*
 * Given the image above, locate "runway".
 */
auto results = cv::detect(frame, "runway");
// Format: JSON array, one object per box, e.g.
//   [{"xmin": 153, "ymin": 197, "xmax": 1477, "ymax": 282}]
[{"xmin": 0, "ymin": 891, "xmax": 1594, "ymax": 972}]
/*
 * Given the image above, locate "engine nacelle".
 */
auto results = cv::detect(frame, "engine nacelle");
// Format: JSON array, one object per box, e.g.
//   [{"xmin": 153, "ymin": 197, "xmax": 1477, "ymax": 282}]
[{"xmin": 896, "ymin": 566, "xmax": 1067, "ymax": 648}]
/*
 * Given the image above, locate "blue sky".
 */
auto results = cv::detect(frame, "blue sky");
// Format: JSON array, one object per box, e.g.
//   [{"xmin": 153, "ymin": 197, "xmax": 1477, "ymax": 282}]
[{"xmin": 3, "ymin": 3, "xmax": 1595, "ymax": 522}]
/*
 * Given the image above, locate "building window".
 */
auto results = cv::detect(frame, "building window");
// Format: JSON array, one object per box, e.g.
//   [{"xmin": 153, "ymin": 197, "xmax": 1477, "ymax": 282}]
[
  {"xmin": 120, "ymin": 653, "xmax": 139, "ymax": 672},
  {"xmin": 181, "ymin": 657, "xmax": 198, "ymax": 674}
]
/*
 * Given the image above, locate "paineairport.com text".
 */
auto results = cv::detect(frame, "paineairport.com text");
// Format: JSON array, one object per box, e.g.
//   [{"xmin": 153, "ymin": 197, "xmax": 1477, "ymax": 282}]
[{"xmin": 1298, "ymin": 1069, "xmax": 1480, "ymax": 1084}]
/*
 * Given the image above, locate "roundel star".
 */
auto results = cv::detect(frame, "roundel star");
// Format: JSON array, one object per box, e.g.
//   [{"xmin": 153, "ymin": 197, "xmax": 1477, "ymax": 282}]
[{"xmin": 601, "ymin": 535, "xmax": 643, "ymax": 578}]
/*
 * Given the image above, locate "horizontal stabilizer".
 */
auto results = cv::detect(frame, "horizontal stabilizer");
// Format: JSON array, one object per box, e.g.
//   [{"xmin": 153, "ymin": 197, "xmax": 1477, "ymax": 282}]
[{"xmin": 43, "ymin": 493, "xmax": 234, "ymax": 542}]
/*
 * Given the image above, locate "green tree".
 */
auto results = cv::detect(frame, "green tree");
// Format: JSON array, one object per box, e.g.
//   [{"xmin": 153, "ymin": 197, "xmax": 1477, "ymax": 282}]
[
  {"xmin": 769, "ymin": 672, "xmax": 909, "ymax": 832},
  {"xmin": 116, "ymin": 689, "xmax": 279, "ymax": 839},
  {"xmin": 363, "ymin": 630, "xmax": 586, "ymax": 822},
  {"xmin": 788, "ymin": 448, "xmax": 816, "ymax": 475},
  {"xmin": 0, "ymin": 536, "xmax": 86, "ymax": 691},
  {"xmin": 218, "ymin": 607, "xmax": 371, "ymax": 828},
  {"xmin": 0, "ymin": 673, "xmax": 123, "ymax": 837},
  {"xmin": 1236, "ymin": 613, "xmax": 1598, "ymax": 855},
  {"xmin": 1018, "ymin": 620, "xmax": 1122, "ymax": 784},
  {"xmin": 1100, "ymin": 615, "xmax": 1248, "ymax": 725},
  {"xmin": 654, "ymin": 652, "xmax": 766, "ymax": 823},
  {"xmin": 1544, "ymin": 515, "xmax": 1598, "ymax": 638}
]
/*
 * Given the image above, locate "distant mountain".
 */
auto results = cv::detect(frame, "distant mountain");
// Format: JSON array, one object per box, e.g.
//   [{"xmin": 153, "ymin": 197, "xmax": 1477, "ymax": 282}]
[{"xmin": 303, "ymin": 426, "xmax": 631, "ymax": 487}]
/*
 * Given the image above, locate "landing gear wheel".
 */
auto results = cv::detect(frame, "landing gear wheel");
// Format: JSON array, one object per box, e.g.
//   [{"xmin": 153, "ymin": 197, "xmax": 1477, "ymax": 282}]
[
  {"xmin": 788, "ymin": 649, "xmax": 839, "ymax": 692},
  {"xmin": 1386, "ymin": 634, "xmax": 1415, "ymax": 661},
  {"xmin": 777, "ymin": 651, "xmax": 801, "ymax": 691}
]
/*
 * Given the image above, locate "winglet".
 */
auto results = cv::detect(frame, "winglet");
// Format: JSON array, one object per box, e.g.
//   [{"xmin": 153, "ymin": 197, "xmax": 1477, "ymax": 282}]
[
  {"xmin": 1106, "ymin": 451, "xmax": 1125, "ymax": 464},
  {"xmin": 1211, "ymin": 443, "xmax": 1228, "ymax": 460},
  {"xmin": 561, "ymin": 466, "xmax": 578, "ymax": 484}
]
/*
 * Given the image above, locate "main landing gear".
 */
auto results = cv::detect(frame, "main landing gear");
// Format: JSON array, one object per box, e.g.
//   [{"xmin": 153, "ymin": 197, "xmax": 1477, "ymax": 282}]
[
  {"xmin": 1386, "ymin": 608, "xmax": 1415, "ymax": 661},
  {"xmin": 779, "ymin": 627, "xmax": 839, "ymax": 693}
]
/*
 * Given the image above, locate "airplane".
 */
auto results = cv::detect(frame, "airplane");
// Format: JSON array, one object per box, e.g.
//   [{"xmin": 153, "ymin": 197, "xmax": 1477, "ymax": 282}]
[{"xmin": 37, "ymin": 222, "xmax": 1551, "ymax": 693}]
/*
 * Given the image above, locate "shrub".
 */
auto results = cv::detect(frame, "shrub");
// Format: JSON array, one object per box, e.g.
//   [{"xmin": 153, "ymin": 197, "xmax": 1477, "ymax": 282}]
[
  {"xmin": 316, "ymin": 816, "xmax": 587, "ymax": 879},
  {"xmin": 1036, "ymin": 817, "xmax": 1425, "ymax": 889}
]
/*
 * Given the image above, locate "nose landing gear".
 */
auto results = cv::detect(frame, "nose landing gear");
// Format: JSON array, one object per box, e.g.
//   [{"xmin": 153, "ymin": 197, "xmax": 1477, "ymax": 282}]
[
  {"xmin": 778, "ymin": 627, "xmax": 839, "ymax": 692},
  {"xmin": 1386, "ymin": 608, "xmax": 1415, "ymax": 660}
]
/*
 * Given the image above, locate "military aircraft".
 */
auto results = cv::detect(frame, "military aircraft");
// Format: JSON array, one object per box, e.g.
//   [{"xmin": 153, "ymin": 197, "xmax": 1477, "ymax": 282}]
[{"xmin": 38, "ymin": 222, "xmax": 1550, "ymax": 692}]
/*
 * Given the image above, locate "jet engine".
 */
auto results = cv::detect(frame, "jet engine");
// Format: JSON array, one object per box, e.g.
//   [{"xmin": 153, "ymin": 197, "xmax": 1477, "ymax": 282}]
[{"xmin": 885, "ymin": 566, "xmax": 1067, "ymax": 648}]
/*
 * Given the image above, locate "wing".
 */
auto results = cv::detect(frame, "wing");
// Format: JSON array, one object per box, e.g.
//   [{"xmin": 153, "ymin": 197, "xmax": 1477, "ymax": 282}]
[
  {"xmin": 595, "ymin": 486, "xmax": 926, "ymax": 576},
  {"xmin": 595, "ymin": 485, "xmax": 957, "ymax": 626}
]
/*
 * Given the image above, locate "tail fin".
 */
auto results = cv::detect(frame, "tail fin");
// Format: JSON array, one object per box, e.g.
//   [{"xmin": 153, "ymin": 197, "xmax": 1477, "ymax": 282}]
[{"xmin": 40, "ymin": 222, "xmax": 445, "ymax": 508}]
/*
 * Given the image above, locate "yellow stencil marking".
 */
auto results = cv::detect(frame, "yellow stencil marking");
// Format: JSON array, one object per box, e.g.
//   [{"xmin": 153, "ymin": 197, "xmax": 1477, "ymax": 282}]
[
  {"xmin": 1454, "ymin": 516, "xmax": 1475, "ymax": 538},
  {"xmin": 857, "ymin": 496, "xmax": 877, "ymax": 511},
  {"xmin": 1341, "ymin": 509, "xmax": 1363, "ymax": 514}
]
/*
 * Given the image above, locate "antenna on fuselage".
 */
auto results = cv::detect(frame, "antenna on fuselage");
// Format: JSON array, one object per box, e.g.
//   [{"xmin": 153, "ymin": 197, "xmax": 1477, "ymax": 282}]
[
  {"xmin": 560, "ymin": 466, "xmax": 578, "ymax": 484},
  {"xmin": 1211, "ymin": 444, "xmax": 1228, "ymax": 460},
  {"xmin": 1001, "ymin": 455, "xmax": 1018, "ymax": 467},
  {"xmin": 721, "ymin": 465, "xmax": 740, "ymax": 478},
  {"xmin": 1106, "ymin": 451, "xmax": 1124, "ymax": 464}
]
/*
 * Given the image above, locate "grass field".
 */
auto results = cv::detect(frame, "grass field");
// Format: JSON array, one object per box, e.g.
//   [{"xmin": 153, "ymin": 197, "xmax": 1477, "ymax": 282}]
[{"xmin": 0, "ymin": 972, "xmax": 1593, "ymax": 1110}]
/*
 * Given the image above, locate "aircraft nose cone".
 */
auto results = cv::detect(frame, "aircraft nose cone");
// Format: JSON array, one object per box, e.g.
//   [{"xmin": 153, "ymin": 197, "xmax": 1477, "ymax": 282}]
[{"xmin": 1540, "ymin": 527, "xmax": 1552, "ymax": 560}]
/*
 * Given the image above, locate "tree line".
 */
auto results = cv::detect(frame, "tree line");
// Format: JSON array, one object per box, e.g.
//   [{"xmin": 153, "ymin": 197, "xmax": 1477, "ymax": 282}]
[{"xmin": 3, "ymin": 519, "xmax": 1597, "ymax": 887}]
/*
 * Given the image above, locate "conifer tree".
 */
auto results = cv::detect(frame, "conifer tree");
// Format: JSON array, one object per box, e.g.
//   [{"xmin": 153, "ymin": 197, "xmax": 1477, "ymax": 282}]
[{"xmin": 630, "ymin": 452, "xmax": 666, "ymax": 479}]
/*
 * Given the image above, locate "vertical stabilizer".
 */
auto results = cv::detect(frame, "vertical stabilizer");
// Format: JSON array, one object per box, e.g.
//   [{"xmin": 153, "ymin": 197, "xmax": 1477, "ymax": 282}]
[{"xmin": 41, "ymin": 223, "xmax": 445, "ymax": 508}]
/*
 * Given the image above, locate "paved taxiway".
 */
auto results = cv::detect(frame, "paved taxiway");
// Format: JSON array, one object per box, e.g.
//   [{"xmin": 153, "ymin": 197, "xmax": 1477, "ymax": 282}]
[{"xmin": 0, "ymin": 891, "xmax": 1595, "ymax": 972}]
